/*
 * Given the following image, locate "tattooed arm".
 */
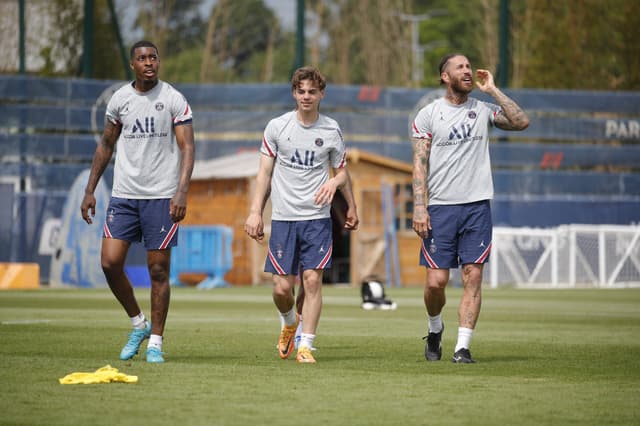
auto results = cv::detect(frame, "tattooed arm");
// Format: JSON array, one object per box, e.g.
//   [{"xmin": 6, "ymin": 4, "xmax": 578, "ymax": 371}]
[
  {"xmin": 475, "ymin": 69, "xmax": 530, "ymax": 131},
  {"xmin": 412, "ymin": 136, "xmax": 431, "ymax": 238}
]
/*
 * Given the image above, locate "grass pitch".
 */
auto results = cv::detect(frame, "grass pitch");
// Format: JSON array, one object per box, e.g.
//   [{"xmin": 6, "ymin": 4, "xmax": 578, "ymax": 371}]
[{"xmin": 1, "ymin": 285, "xmax": 639, "ymax": 425}]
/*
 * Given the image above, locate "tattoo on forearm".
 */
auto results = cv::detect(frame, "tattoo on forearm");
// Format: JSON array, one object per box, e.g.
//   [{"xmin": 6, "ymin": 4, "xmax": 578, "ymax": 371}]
[
  {"xmin": 412, "ymin": 137, "xmax": 431, "ymax": 205},
  {"xmin": 492, "ymin": 89, "xmax": 529, "ymax": 130}
]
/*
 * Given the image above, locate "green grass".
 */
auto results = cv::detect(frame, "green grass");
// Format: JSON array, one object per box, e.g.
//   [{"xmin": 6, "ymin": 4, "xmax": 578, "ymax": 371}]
[{"xmin": 1, "ymin": 286, "xmax": 639, "ymax": 425}]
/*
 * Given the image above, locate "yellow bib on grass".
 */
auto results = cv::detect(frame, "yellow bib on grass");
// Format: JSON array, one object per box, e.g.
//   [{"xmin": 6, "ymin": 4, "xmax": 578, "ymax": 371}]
[{"xmin": 59, "ymin": 365, "xmax": 138, "ymax": 384}]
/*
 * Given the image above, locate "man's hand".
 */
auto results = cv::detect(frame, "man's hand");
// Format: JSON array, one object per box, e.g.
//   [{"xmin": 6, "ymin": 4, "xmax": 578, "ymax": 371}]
[
  {"xmin": 170, "ymin": 192, "xmax": 187, "ymax": 223},
  {"xmin": 314, "ymin": 179, "xmax": 338, "ymax": 206},
  {"xmin": 344, "ymin": 206, "xmax": 359, "ymax": 230},
  {"xmin": 80, "ymin": 194, "xmax": 96, "ymax": 225},
  {"xmin": 475, "ymin": 69, "xmax": 496, "ymax": 94},
  {"xmin": 244, "ymin": 212, "xmax": 265, "ymax": 242},
  {"xmin": 412, "ymin": 205, "xmax": 431, "ymax": 238}
]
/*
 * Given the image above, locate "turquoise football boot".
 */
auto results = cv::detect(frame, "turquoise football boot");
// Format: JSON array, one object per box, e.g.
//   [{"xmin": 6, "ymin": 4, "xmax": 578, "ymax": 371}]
[
  {"xmin": 119, "ymin": 322, "xmax": 152, "ymax": 360},
  {"xmin": 146, "ymin": 347, "xmax": 165, "ymax": 363}
]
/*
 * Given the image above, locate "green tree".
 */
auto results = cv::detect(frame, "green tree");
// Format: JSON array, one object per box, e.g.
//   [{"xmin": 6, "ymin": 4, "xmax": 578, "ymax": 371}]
[
  {"xmin": 129, "ymin": 0, "xmax": 212, "ymax": 83},
  {"xmin": 200, "ymin": 0, "xmax": 280, "ymax": 82},
  {"xmin": 313, "ymin": 0, "xmax": 493, "ymax": 87},
  {"xmin": 416, "ymin": 0, "xmax": 492, "ymax": 87},
  {"xmin": 317, "ymin": 0, "xmax": 412, "ymax": 86},
  {"xmin": 243, "ymin": 32, "xmax": 297, "ymax": 83},
  {"xmin": 37, "ymin": 0, "xmax": 127, "ymax": 79},
  {"xmin": 614, "ymin": 0, "xmax": 640, "ymax": 89},
  {"xmin": 19, "ymin": 0, "xmax": 640, "ymax": 90},
  {"xmin": 512, "ymin": 0, "xmax": 640, "ymax": 90},
  {"xmin": 39, "ymin": 0, "xmax": 83, "ymax": 77},
  {"xmin": 90, "ymin": 0, "xmax": 130, "ymax": 80},
  {"xmin": 134, "ymin": 0, "xmax": 205, "ymax": 59}
]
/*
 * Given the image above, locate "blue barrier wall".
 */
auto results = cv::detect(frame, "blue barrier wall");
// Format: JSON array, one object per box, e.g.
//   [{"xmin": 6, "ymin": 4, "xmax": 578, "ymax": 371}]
[
  {"xmin": 170, "ymin": 225, "xmax": 233, "ymax": 288},
  {"xmin": 1, "ymin": 76, "xmax": 639, "ymax": 278}
]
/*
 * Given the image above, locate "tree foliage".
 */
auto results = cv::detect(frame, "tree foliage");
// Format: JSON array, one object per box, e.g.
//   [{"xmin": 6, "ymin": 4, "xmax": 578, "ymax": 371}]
[
  {"xmin": 90, "ymin": 0, "xmax": 131, "ymax": 80},
  {"xmin": 414, "ymin": 0, "xmax": 490, "ymax": 88},
  {"xmin": 512, "ymin": 0, "xmax": 640, "ymax": 90},
  {"xmin": 39, "ymin": 0, "xmax": 83, "ymax": 77},
  {"xmin": 10, "ymin": 0, "xmax": 131, "ymax": 79},
  {"xmin": 200, "ymin": 0, "xmax": 280, "ymax": 82},
  {"xmin": 124, "ymin": 0, "xmax": 287, "ymax": 83},
  {"xmin": 10, "ymin": 0, "xmax": 640, "ymax": 90},
  {"xmin": 309, "ymin": 0, "xmax": 412, "ymax": 86},
  {"xmin": 134, "ymin": 0, "xmax": 205, "ymax": 59},
  {"xmin": 405, "ymin": 0, "xmax": 640, "ymax": 90},
  {"xmin": 38, "ymin": 0, "xmax": 126, "ymax": 79}
]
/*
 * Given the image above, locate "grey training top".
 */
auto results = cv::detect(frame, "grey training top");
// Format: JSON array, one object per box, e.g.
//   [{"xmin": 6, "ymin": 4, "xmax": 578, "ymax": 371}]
[
  {"xmin": 411, "ymin": 97, "xmax": 500, "ymax": 205},
  {"xmin": 261, "ymin": 110, "xmax": 347, "ymax": 221},
  {"xmin": 106, "ymin": 80, "xmax": 193, "ymax": 199}
]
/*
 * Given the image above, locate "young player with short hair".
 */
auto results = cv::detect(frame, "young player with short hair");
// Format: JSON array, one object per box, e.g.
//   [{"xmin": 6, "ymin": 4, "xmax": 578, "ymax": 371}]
[{"xmin": 245, "ymin": 66, "xmax": 358, "ymax": 364}]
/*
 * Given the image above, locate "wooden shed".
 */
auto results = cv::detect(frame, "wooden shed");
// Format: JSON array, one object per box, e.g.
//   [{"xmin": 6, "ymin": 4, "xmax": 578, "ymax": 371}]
[{"xmin": 185, "ymin": 149, "xmax": 425, "ymax": 286}]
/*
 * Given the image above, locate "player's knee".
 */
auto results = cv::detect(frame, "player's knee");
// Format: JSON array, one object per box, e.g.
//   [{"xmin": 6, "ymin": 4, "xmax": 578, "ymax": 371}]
[
  {"xmin": 273, "ymin": 281, "xmax": 293, "ymax": 299},
  {"xmin": 426, "ymin": 271, "xmax": 448, "ymax": 290},
  {"xmin": 148, "ymin": 263, "xmax": 169, "ymax": 282},
  {"xmin": 101, "ymin": 258, "xmax": 124, "ymax": 277},
  {"xmin": 426, "ymin": 280, "xmax": 446, "ymax": 293},
  {"xmin": 461, "ymin": 263, "xmax": 483, "ymax": 285}
]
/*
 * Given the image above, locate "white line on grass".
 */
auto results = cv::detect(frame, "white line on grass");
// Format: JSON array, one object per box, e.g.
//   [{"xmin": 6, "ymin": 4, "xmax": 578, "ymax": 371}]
[{"xmin": 1, "ymin": 319, "xmax": 52, "ymax": 325}]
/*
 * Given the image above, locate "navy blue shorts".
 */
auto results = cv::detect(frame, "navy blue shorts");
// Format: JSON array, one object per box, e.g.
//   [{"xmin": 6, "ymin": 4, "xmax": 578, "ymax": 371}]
[
  {"xmin": 265, "ymin": 218, "xmax": 333, "ymax": 275},
  {"xmin": 103, "ymin": 197, "xmax": 178, "ymax": 250},
  {"xmin": 420, "ymin": 200, "xmax": 492, "ymax": 269}
]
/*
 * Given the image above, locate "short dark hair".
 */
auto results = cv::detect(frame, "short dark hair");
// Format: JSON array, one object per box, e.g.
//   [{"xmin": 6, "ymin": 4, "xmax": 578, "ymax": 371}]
[
  {"xmin": 130, "ymin": 40, "xmax": 158, "ymax": 59},
  {"xmin": 291, "ymin": 66, "xmax": 326, "ymax": 92},
  {"xmin": 438, "ymin": 53, "xmax": 465, "ymax": 85}
]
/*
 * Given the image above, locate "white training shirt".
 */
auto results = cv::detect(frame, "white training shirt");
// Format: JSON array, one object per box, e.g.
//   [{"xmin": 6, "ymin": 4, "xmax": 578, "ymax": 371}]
[
  {"xmin": 411, "ymin": 97, "xmax": 500, "ymax": 205},
  {"xmin": 261, "ymin": 110, "xmax": 347, "ymax": 221},
  {"xmin": 105, "ymin": 80, "xmax": 193, "ymax": 199}
]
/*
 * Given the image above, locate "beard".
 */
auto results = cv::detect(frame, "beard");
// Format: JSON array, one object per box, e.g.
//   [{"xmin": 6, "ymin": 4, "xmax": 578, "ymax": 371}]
[{"xmin": 450, "ymin": 77, "xmax": 474, "ymax": 94}]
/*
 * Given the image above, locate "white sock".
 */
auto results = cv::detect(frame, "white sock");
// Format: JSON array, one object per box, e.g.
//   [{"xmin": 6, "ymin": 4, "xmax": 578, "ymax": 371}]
[
  {"xmin": 280, "ymin": 307, "xmax": 297, "ymax": 327},
  {"xmin": 130, "ymin": 313, "xmax": 147, "ymax": 329},
  {"xmin": 299, "ymin": 333, "xmax": 316, "ymax": 350},
  {"xmin": 294, "ymin": 317, "xmax": 303, "ymax": 349},
  {"xmin": 295, "ymin": 317, "xmax": 303, "ymax": 338},
  {"xmin": 428, "ymin": 313, "xmax": 443, "ymax": 334},
  {"xmin": 454, "ymin": 327, "xmax": 474, "ymax": 352},
  {"xmin": 148, "ymin": 334, "xmax": 162, "ymax": 350}
]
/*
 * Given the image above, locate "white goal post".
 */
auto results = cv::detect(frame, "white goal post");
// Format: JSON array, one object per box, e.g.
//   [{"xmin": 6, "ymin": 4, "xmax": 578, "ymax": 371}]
[{"xmin": 490, "ymin": 225, "xmax": 640, "ymax": 288}]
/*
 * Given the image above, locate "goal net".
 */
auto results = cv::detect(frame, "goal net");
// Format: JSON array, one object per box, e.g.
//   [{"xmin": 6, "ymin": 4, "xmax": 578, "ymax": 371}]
[{"xmin": 490, "ymin": 225, "xmax": 640, "ymax": 288}]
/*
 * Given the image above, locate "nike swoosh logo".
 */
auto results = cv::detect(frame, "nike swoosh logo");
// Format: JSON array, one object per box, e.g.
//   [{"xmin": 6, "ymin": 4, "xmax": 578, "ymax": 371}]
[{"xmin": 280, "ymin": 336, "xmax": 293, "ymax": 356}]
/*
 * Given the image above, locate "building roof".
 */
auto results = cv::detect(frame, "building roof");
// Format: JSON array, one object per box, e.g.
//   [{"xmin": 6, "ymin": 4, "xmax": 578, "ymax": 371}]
[
  {"xmin": 191, "ymin": 148, "xmax": 412, "ymax": 181},
  {"xmin": 192, "ymin": 150, "xmax": 261, "ymax": 180},
  {"xmin": 347, "ymin": 149, "xmax": 413, "ymax": 173}
]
